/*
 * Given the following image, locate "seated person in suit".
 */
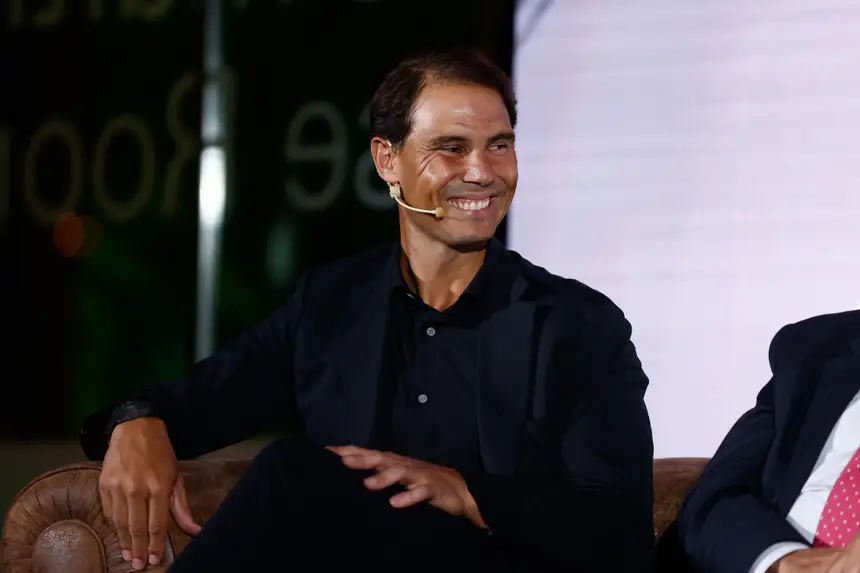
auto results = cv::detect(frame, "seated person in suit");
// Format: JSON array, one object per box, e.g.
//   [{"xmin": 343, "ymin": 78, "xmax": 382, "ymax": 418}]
[
  {"xmin": 677, "ymin": 310, "xmax": 860, "ymax": 572},
  {"xmin": 80, "ymin": 48, "xmax": 655, "ymax": 573}
]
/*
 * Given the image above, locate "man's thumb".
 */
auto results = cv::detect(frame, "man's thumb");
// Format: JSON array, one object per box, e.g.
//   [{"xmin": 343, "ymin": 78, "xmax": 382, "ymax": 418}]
[{"xmin": 170, "ymin": 476, "xmax": 202, "ymax": 535}]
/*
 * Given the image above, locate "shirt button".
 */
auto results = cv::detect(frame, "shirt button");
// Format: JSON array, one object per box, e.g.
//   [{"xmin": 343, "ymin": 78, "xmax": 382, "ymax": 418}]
[
  {"xmin": 417, "ymin": 393, "xmax": 428, "ymax": 404},
  {"xmin": 426, "ymin": 326, "xmax": 436, "ymax": 337}
]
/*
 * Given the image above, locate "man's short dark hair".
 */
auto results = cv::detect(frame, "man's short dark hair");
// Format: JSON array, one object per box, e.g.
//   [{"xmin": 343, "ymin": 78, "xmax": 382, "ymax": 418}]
[{"xmin": 370, "ymin": 48, "xmax": 517, "ymax": 148}]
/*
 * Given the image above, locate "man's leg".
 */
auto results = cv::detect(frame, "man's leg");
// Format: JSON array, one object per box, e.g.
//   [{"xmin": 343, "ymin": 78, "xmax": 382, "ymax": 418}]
[{"xmin": 170, "ymin": 436, "xmax": 516, "ymax": 572}]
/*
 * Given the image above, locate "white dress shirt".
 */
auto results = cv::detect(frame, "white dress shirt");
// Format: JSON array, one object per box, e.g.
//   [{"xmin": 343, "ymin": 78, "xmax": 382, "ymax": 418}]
[{"xmin": 750, "ymin": 389, "xmax": 860, "ymax": 573}]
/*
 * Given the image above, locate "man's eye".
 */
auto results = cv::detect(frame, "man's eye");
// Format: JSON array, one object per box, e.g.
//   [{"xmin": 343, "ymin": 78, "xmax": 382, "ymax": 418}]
[{"xmin": 441, "ymin": 146, "xmax": 463, "ymax": 153}]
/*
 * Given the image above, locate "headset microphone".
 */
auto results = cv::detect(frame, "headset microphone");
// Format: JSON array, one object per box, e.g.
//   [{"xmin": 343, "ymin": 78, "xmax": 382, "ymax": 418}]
[{"xmin": 388, "ymin": 184, "xmax": 446, "ymax": 219}]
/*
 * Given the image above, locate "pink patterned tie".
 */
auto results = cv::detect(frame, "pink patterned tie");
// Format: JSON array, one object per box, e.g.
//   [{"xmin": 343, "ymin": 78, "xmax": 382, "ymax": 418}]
[{"xmin": 813, "ymin": 446, "xmax": 860, "ymax": 548}]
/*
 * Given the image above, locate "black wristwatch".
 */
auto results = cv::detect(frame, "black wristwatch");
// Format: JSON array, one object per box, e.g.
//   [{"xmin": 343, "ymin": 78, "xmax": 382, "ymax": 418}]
[{"xmin": 105, "ymin": 400, "xmax": 159, "ymax": 441}]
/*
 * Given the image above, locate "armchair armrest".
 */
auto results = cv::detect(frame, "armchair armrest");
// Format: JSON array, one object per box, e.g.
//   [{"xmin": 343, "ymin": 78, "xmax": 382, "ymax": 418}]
[
  {"xmin": 2, "ymin": 456, "xmax": 708, "ymax": 572},
  {"xmin": 1, "ymin": 461, "xmax": 250, "ymax": 573}
]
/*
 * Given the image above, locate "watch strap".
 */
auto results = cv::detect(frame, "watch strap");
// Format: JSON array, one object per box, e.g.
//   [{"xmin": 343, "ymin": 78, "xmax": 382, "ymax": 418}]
[{"xmin": 106, "ymin": 400, "xmax": 159, "ymax": 441}]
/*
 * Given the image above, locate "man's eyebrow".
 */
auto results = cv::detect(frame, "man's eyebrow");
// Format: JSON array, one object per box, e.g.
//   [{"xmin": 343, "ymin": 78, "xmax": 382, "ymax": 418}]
[
  {"xmin": 427, "ymin": 132, "xmax": 516, "ymax": 147},
  {"xmin": 427, "ymin": 135, "xmax": 470, "ymax": 147},
  {"xmin": 488, "ymin": 131, "xmax": 516, "ymax": 144}
]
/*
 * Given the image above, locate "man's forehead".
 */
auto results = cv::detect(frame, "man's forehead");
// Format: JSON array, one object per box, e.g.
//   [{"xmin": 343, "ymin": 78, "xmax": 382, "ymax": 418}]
[{"xmin": 410, "ymin": 83, "xmax": 511, "ymax": 135}]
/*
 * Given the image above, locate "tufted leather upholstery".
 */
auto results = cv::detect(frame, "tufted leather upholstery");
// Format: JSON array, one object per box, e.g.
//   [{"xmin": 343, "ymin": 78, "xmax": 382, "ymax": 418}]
[
  {"xmin": 1, "ymin": 458, "xmax": 708, "ymax": 572},
  {"xmin": 651, "ymin": 458, "xmax": 709, "ymax": 538}
]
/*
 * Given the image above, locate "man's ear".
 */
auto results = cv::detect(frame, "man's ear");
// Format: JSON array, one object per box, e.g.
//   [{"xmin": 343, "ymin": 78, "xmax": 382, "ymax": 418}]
[{"xmin": 370, "ymin": 136, "xmax": 399, "ymax": 185}]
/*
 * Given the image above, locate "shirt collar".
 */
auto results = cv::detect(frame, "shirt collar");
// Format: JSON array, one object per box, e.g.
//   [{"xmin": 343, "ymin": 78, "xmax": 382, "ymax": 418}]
[{"xmin": 387, "ymin": 238, "xmax": 512, "ymax": 311}]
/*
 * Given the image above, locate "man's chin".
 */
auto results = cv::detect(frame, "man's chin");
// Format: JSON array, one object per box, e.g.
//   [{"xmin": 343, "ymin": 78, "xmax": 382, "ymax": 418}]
[
  {"xmin": 449, "ymin": 240, "xmax": 490, "ymax": 253},
  {"xmin": 412, "ymin": 218, "xmax": 500, "ymax": 251},
  {"xmin": 445, "ymin": 232, "xmax": 495, "ymax": 252}
]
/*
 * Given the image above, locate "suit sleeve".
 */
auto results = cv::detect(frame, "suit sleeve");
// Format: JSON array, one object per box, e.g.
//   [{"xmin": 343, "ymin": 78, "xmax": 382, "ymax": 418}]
[
  {"xmin": 80, "ymin": 273, "xmax": 309, "ymax": 461},
  {"xmin": 677, "ymin": 375, "xmax": 808, "ymax": 573},
  {"xmin": 463, "ymin": 300, "xmax": 655, "ymax": 572}
]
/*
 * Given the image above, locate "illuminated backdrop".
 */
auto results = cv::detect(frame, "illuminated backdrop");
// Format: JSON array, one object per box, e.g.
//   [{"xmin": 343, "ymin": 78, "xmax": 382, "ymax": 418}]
[{"xmin": 511, "ymin": 0, "xmax": 860, "ymax": 457}]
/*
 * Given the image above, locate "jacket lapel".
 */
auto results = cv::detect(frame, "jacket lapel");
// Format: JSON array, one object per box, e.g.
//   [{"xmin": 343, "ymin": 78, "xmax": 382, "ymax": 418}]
[
  {"xmin": 476, "ymin": 271, "xmax": 534, "ymax": 476},
  {"xmin": 776, "ymin": 337, "xmax": 860, "ymax": 513},
  {"xmin": 337, "ymin": 251, "xmax": 396, "ymax": 449}
]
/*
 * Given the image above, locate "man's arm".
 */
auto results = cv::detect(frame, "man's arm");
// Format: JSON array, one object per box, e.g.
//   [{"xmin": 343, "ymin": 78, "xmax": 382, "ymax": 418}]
[
  {"xmin": 462, "ymin": 300, "xmax": 655, "ymax": 572},
  {"xmin": 80, "ymin": 273, "xmax": 309, "ymax": 461},
  {"xmin": 676, "ymin": 374, "xmax": 809, "ymax": 573}
]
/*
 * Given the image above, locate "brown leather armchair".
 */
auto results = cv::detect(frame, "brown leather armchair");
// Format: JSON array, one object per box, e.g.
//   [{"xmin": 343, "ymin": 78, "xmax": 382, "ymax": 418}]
[{"xmin": 1, "ymin": 458, "xmax": 706, "ymax": 572}]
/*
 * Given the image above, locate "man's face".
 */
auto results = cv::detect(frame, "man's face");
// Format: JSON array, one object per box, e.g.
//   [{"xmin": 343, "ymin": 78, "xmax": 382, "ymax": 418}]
[{"xmin": 375, "ymin": 81, "xmax": 518, "ymax": 248}]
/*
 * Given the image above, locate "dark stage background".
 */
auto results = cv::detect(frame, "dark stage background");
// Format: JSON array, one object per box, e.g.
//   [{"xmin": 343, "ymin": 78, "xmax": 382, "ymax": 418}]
[{"xmin": 0, "ymin": 0, "xmax": 514, "ymax": 446}]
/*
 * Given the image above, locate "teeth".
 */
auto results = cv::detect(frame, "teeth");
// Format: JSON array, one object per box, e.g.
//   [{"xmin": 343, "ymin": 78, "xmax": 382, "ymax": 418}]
[{"xmin": 447, "ymin": 198, "xmax": 491, "ymax": 211}]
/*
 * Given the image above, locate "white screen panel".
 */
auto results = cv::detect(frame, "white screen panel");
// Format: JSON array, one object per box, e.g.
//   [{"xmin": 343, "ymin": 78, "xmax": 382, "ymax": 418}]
[{"xmin": 511, "ymin": 0, "xmax": 860, "ymax": 457}]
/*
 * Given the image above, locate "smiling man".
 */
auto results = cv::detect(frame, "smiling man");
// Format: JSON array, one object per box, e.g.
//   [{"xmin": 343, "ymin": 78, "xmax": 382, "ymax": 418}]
[{"xmin": 81, "ymin": 49, "xmax": 655, "ymax": 572}]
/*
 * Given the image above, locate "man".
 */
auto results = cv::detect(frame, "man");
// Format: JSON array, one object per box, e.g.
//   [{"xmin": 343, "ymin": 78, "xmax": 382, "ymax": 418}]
[
  {"xmin": 676, "ymin": 310, "xmax": 860, "ymax": 573},
  {"xmin": 81, "ymin": 48, "xmax": 654, "ymax": 572}
]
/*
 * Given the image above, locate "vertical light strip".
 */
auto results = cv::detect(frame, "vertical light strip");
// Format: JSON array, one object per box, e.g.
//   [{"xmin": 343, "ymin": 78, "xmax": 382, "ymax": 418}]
[{"xmin": 195, "ymin": 0, "xmax": 226, "ymax": 361}]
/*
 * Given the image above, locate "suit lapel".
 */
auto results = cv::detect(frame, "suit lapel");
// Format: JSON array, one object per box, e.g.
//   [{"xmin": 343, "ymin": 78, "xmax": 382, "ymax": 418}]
[
  {"xmin": 476, "ymin": 271, "xmax": 534, "ymax": 476},
  {"xmin": 776, "ymin": 337, "xmax": 860, "ymax": 513},
  {"xmin": 338, "ymin": 252, "xmax": 396, "ymax": 449}
]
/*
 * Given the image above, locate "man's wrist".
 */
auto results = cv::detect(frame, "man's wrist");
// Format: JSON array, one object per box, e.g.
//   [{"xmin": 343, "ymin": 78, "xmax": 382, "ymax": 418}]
[
  {"xmin": 755, "ymin": 542, "xmax": 809, "ymax": 573},
  {"xmin": 106, "ymin": 400, "xmax": 159, "ymax": 441}
]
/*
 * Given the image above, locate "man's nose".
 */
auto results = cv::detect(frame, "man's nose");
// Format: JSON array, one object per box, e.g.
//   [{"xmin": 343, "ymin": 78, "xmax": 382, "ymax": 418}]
[{"xmin": 462, "ymin": 151, "xmax": 495, "ymax": 186}]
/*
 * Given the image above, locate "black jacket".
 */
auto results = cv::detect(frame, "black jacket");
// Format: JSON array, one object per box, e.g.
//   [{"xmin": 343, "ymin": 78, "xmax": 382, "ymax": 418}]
[{"xmin": 82, "ymin": 239, "xmax": 655, "ymax": 572}]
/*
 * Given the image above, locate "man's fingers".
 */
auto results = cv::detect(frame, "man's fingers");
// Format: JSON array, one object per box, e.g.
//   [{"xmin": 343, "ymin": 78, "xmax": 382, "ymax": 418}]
[
  {"xmin": 389, "ymin": 483, "xmax": 431, "ymax": 508},
  {"xmin": 111, "ymin": 494, "xmax": 132, "ymax": 562},
  {"xmin": 828, "ymin": 552, "xmax": 850, "ymax": 573},
  {"xmin": 849, "ymin": 531, "xmax": 860, "ymax": 551},
  {"xmin": 839, "ymin": 548, "xmax": 860, "ymax": 573},
  {"xmin": 327, "ymin": 445, "xmax": 368, "ymax": 457},
  {"xmin": 98, "ymin": 486, "xmax": 113, "ymax": 526},
  {"xmin": 341, "ymin": 453, "xmax": 386, "ymax": 470},
  {"xmin": 127, "ymin": 494, "xmax": 149, "ymax": 570},
  {"xmin": 365, "ymin": 466, "xmax": 409, "ymax": 490},
  {"xmin": 827, "ymin": 549, "xmax": 854, "ymax": 573},
  {"xmin": 171, "ymin": 477, "xmax": 202, "ymax": 536},
  {"xmin": 146, "ymin": 490, "xmax": 170, "ymax": 566}
]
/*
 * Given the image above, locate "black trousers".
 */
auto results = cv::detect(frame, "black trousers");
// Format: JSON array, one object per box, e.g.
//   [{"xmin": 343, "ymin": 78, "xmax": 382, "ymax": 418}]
[{"xmin": 170, "ymin": 437, "xmax": 522, "ymax": 572}]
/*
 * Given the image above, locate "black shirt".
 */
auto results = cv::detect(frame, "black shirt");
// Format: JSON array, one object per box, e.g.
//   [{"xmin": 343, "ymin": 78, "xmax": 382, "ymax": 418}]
[
  {"xmin": 380, "ymin": 241, "xmax": 514, "ymax": 474},
  {"xmin": 96, "ymin": 240, "xmax": 518, "ymax": 474}
]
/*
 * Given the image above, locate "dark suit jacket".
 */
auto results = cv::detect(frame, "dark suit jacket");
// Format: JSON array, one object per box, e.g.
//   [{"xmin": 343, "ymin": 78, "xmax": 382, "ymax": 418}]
[
  {"xmin": 81, "ymin": 239, "xmax": 655, "ymax": 572},
  {"xmin": 676, "ymin": 310, "xmax": 860, "ymax": 573}
]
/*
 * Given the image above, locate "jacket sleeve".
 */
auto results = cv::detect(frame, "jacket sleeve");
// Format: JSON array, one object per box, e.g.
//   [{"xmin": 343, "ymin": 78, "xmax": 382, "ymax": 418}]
[
  {"xmin": 463, "ymin": 300, "xmax": 655, "ymax": 572},
  {"xmin": 80, "ymin": 273, "xmax": 309, "ymax": 461},
  {"xmin": 676, "ymin": 375, "xmax": 808, "ymax": 573}
]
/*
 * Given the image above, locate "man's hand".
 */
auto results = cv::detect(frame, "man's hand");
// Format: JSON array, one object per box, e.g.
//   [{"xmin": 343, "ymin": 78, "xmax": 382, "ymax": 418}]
[
  {"xmin": 100, "ymin": 417, "xmax": 202, "ymax": 570},
  {"xmin": 771, "ymin": 533, "xmax": 860, "ymax": 573},
  {"xmin": 828, "ymin": 533, "xmax": 860, "ymax": 573},
  {"xmin": 328, "ymin": 446, "xmax": 487, "ymax": 528},
  {"xmin": 770, "ymin": 548, "xmax": 842, "ymax": 572}
]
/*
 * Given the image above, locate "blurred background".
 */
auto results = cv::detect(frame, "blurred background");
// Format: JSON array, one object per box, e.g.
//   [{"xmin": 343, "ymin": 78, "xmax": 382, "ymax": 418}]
[
  {"xmin": 0, "ymin": 0, "xmax": 514, "ymax": 517},
  {"xmin": 2, "ymin": 0, "xmax": 860, "ymax": 520}
]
